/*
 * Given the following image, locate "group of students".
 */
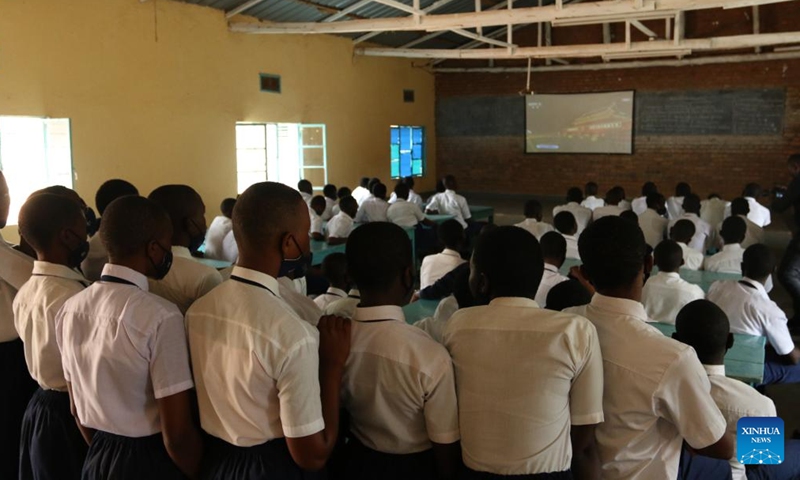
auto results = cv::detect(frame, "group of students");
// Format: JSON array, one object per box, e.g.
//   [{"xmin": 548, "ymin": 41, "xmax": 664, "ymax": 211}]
[{"xmin": 1, "ymin": 163, "xmax": 799, "ymax": 480}]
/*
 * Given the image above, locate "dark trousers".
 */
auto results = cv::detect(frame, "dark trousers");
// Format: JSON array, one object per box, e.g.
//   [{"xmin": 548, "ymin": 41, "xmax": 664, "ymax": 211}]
[
  {"xmin": 82, "ymin": 431, "xmax": 185, "ymax": 480},
  {"xmin": 778, "ymin": 238, "xmax": 800, "ymax": 326},
  {"xmin": 461, "ymin": 466, "xmax": 572, "ymax": 479},
  {"xmin": 0, "ymin": 338, "xmax": 38, "ymax": 480},
  {"xmin": 746, "ymin": 439, "xmax": 800, "ymax": 479},
  {"xmin": 761, "ymin": 347, "xmax": 800, "ymax": 386},
  {"xmin": 677, "ymin": 446, "xmax": 733, "ymax": 480},
  {"xmin": 344, "ymin": 437, "xmax": 436, "ymax": 480},
  {"xmin": 202, "ymin": 435, "xmax": 325, "ymax": 480}
]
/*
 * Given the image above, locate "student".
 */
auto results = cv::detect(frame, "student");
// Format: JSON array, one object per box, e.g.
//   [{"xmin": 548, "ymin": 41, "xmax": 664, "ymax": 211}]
[
  {"xmin": 185, "ymin": 182, "xmax": 350, "ymax": 478},
  {"xmin": 388, "ymin": 176, "xmax": 424, "ymax": 208},
  {"xmin": 276, "ymin": 274, "xmax": 324, "ymax": 326},
  {"xmin": 641, "ymin": 240, "xmax": 705, "ymax": 324},
  {"xmin": 328, "ymin": 196, "xmax": 358, "ymax": 246},
  {"xmin": 670, "ymin": 219, "xmax": 704, "ymax": 271},
  {"xmin": 535, "ymin": 232, "xmax": 569, "ymax": 308},
  {"xmin": 204, "ymin": 197, "xmax": 236, "ymax": 261},
  {"xmin": 666, "ymin": 182, "xmax": 692, "ymax": 220},
  {"xmin": 553, "ymin": 187, "xmax": 592, "ymax": 233},
  {"xmin": 444, "ymin": 226, "xmax": 604, "ymax": 479},
  {"xmin": 81, "ymin": 179, "xmax": 139, "ymax": 281},
  {"xmin": 592, "ymin": 186, "xmax": 626, "ymax": 221},
  {"xmin": 707, "ymin": 244, "xmax": 800, "ymax": 385},
  {"xmin": 701, "ymin": 194, "xmax": 729, "ymax": 228},
  {"xmin": 668, "ymin": 193, "xmax": 714, "ymax": 253},
  {"xmin": 514, "ymin": 199, "xmax": 554, "ymax": 240},
  {"xmin": 425, "ymin": 175, "xmax": 471, "ymax": 229},
  {"xmin": 415, "ymin": 267, "xmax": 474, "ymax": 344},
  {"xmin": 352, "ymin": 177, "xmax": 371, "ymax": 206},
  {"xmin": 725, "ymin": 197, "xmax": 764, "ymax": 249},
  {"xmin": 355, "ymin": 183, "xmax": 389, "ymax": 223},
  {"xmin": 387, "ymin": 183, "xmax": 434, "ymax": 229},
  {"xmin": 565, "ymin": 217, "xmax": 734, "ymax": 479},
  {"xmin": 14, "ymin": 193, "xmax": 90, "ymax": 480},
  {"xmin": 314, "ymin": 253, "xmax": 349, "ymax": 310},
  {"xmin": 309, "ymin": 195, "xmax": 327, "ymax": 241},
  {"xmin": 631, "ymin": 182, "xmax": 657, "ymax": 216},
  {"xmin": 546, "ymin": 279, "xmax": 593, "ymax": 312},
  {"xmin": 331, "ymin": 186, "xmax": 352, "ymax": 217},
  {"xmin": 774, "ymin": 154, "xmax": 800, "ymax": 333},
  {"xmin": 617, "ymin": 186, "xmax": 631, "ymax": 211},
  {"xmin": 638, "ymin": 193, "xmax": 668, "ymax": 249},
  {"xmin": 554, "ymin": 211, "xmax": 581, "ymax": 260},
  {"xmin": 147, "ymin": 185, "xmax": 223, "ymax": 314},
  {"xmin": 55, "ymin": 195, "xmax": 203, "ymax": 479},
  {"xmin": 581, "ymin": 182, "xmax": 605, "ymax": 211},
  {"xmin": 298, "ymin": 179, "xmax": 314, "ymax": 204},
  {"xmin": 322, "ymin": 184, "xmax": 337, "ymax": 220},
  {"xmin": 728, "ymin": 183, "xmax": 771, "ymax": 228},
  {"xmin": 420, "ymin": 219, "xmax": 465, "ymax": 290},
  {"xmin": 704, "ymin": 216, "xmax": 747, "ymax": 274},
  {"xmin": 340, "ymin": 223, "xmax": 460, "ymax": 479},
  {"xmin": 619, "ymin": 210, "xmax": 638, "ymax": 224}
]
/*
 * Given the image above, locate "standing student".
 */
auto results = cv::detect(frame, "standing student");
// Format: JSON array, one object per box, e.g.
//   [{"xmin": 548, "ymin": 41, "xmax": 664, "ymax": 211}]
[
  {"xmin": 638, "ymin": 193, "xmax": 668, "ymax": 249},
  {"xmin": 327, "ymin": 196, "xmax": 358, "ymax": 246},
  {"xmin": 554, "ymin": 211, "xmax": 581, "ymax": 260},
  {"xmin": 355, "ymin": 183, "xmax": 389, "ymax": 223},
  {"xmin": 309, "ymin": 195, "xmax": 327, "ymax": 241},
  {"xmin": 322, "ymin": 184, "xmax": 337, "ymax": 220},
  {"xmin": 670, "ymin": 220, "xmax": 704, "ymax": 271},
  {"xmin": 641, "ymin": 240, "xmax": 705, "ymax": 324},
  {"xmin": 81, "ymin": 179, "xmax": 139, "ymax": 281},
  {"xmin": 726, "ymin": 197, "xmax": 764, "ymax": 249},
  {"xmin": 669, "ymin": 194, "xmax": 714, "ymax": 253},
  {"xmin": 514, "ymin": 199, "xmax": 554, "ymax": 240},
  {"xmin": 204, "ymin": 198, "xmax": 236, "ymax": 261},
  {"xmin": 704, "ymin": 216, "xmax": 746, "ymax": 274},
  {"xmin": 444, "ymin": 226, "xmax": 604, "ymax": 479},
  {"xmin": 420, "ymin": 220, "xmax": 466, "ymax": 290},
  {"xmin": 387, "ymin": 183, "xmax": 434, "ymax": 229},
  {"xmin": 566, "ymin": 217, "xmax": 733, "ymax": 480},
  {"xmin": 631, "ymin": 182, "xmax": 658, "ymax": 216},
  {"xmin": 14, "ymin": 193, "xmax": 90, "ymax": 480},
  {"xmin": 666, "ymin": 182, "xmax": 692, "ymax": 220},
  {"xmin": 581, "ymin": 182, "xmax": 605, "ymax": 211},
  {"xmin": 535, "ymin": 231, "xmax": 569, "ymax": 308},
  {"xmin": 298, "ymin": 179, "xmax": 314, "ymax": 205},
  {"xmin": 702, "ymin": 194, "xmax": 729, "ymax": 229},
  {"xmin": 553, "ymin": 187, "xmax": 592, "ymax": 233},
  {"xmin": 185, "ymin": 182, "xmax": 351, "ymax": 478},
  {"xmin": 425, "ymin": 175, "xmax": 471, "ymax": 229},
  {"xmin": 341, "ymin": 223, "xmax": 460, "ymax": 480},
  {"xmin": 147, "ymin": 185, "xmax": 223, "ymax": 314},
  {"xmin": 314, "ymin": 253, "xmax": 349, "ymax": 310},
  {"xmin": 352, "ymin": 178, "xmax": 371, "ymax": 206},
  {"xmin": 56, "ymin": 195, "xmax": 203, "ymax": 479},
  {"xmin": 592, "ymin": 187, "xmax": 626, "ymax": 221}
]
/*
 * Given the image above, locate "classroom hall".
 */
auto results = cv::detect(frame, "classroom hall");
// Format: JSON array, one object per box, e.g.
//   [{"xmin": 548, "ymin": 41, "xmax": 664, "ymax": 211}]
[{"xmin": 2, "ymin": 0, "xmax": 800, "ymax": 479}]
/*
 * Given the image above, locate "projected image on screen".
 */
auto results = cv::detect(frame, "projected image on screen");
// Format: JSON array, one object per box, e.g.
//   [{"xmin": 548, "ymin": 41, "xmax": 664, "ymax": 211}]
[{"xmin": 526, "ymin": 91, "xmax": 634, "ymax": 154}]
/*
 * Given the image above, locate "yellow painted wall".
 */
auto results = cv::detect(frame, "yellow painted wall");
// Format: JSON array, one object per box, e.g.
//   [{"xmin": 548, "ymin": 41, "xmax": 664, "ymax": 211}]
[{"xmin": 0, "ymin": 0, "xmax": 436, "ymax": 242}]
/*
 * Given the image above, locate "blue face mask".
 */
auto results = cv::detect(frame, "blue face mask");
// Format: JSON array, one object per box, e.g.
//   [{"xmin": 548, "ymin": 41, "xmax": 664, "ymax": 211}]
[{"xmin": 279, "ymin": 235, "xmax": 313, "ymax": 279}]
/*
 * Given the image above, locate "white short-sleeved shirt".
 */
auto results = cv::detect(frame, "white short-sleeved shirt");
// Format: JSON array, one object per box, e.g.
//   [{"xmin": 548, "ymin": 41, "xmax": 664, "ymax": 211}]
[
  {"xmin": 642, "ymin": 272, "xmax": 705, "ymax": 324},
  {"xmin": 701, "ymin": 198, "xmax": 729, "ymax": 228},
  {"xmin": 703, "ymin": 244, "xmax": 745, "ymax": 274},
  {"xmin": 309, "ymin": 210, "xmax": 324, "ymax": 236},
  {"xmin": 725, "ymin": 197, "xmax": 771, "ymax": 228},
  {"xmin": 535, "ymin": 264, "xmax": 569, "ymax": 308},
  {"xmin": 149, "ymin": 246, "xmax": 223, "ymax": 315},
  {"xmin": 669, "ymin": 213, "xmax": 714, "ymax": 253},
  {"xmin": 313, "ymin": 287, "xmax": 347, "ymax": 311},
  {"xmin": 414, "ymin": 295, "xmax": 459, "ymax": 344},
  {"xmin": 732, "ymin": 215, "xmax": 764, "ymax": 250},
  {"xmin": 389, "ymin": 190, "xmax": 424, "ymax": 209},
  {"xmin": 344, "ymin": 306, "xmax": 460, "ymax": 454},
  {"xmin": 323, "ymin": 198, "xmax": 335, "ymax": 221},
  {"xmin": 638, "ymin": 209, "xmax": 668, "ymax": 249},
  {"xmin": 552, "ymin": 202, "xmax": 592, "ymax": 233},
  {"xmin": 300, "ymin": 192, "xmax": 313, "ymax": 205},
  {"xmin": 444, "ymin": 297, "xmax": 604, "ymax": 475},
  {"xmin": 322, "ymin": 292, "xmax": 360, "ymax": 319},
  {"xmin": 355, "ymin": 196, "xmax": 389, "ymax": 223},
  {"xmin": 0, "ymin": 234, "xmax": 34, "ymax": 342},
  {"xmin": 387, "ymin": 199, "xmax": 426, "ymax": 229},
  {"xmin": 352, "ymin": 186, "xmax": 371, "ymax": 206},
  {"xmin": 514, "ymin": 219, "xmax": 554, "ymax": 240},
  {"xmin": 678, "ymin": 242, "xmax": 704, "ymax": 271},
  {"xmin": 277, "ymin": 276, "xmax": 322, "ymax": 326},
  {"xmin": 327, "ymin": 212, "xmax": 355, "ymax": 240},
  {"xmin": 420, "ymin": 249, "xmax": 465, "ymax": 290},
  {"xmin": 204, "ymin": 216, "xmax": 233, "ymax": 261},
  {"xmin": 580, "ymin": 196, "xmax": 605, "ymax": 212},
  {"xmin": 221, "ymin": 229, "xmax": 239, "ymax": 263},
  {"xmin": 186, "ymin": 266, "xmax": 324, "ymax": 446},
  {"xmin": 592, "ymin": 205, "xmax": 625, "ymax": 221},
  {"xmin": 56, "ymin": 264, "xmax": 194, "ymax": 437},
  {"xmin": 631, "ymin": 196, "xmax": 648, "ymax": 216},
  {"xmin": 708, "ymin": 278, "xmax": 795, "ymax": 355},
  {"xmin": 566, "ymin": 295, "xmax": 727, "ymax": 480},
  {"xmin": 703, "ymin": 364, "xmax": 777, "ymax": 480},
  {"xmin": 563, "ymin": 234, "xmax": 581, "ymax": 260},
  {"xmin": 80, "ymin": 233, "xmax": 107, "ymax": 282},
  {"xmin": 666, "ymin": 196, "xmax": 685, "ymax": 220},
  {"xmin": 426, "ymin": 190, "xmax": 471, "ymax": 228},
  {"xmin": 13, "ymin": 261, "xmax": 87, "ymax": 391}
]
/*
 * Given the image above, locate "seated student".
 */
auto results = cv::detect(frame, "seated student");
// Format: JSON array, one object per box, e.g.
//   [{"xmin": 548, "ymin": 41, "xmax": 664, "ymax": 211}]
[
  {"xmin": 704, "ymin": 216, "xmax": 747, "ymax": 274},
  {"xmin": 355, "ymin": 183, "xmax": 389, "ymax": 223},
  {"xmin": 13, "ymin": 193, "xmax": 90, "ymax": 480},
  {"xmin": 667, "ymin": 182, "xmax": 692, "ymax": 220},
  {"xmin": 553, "ymin": 187, "xmax": 592, "ymax": 233},
  {"xmin": 81, "ymin": 179, "xmax": 139, "ymax": 281},
  {"xmin": 388, "ymin": 176, "xmax": 423, "ymax": 207},
  {"xmin": 444, "ymin": 226, "xmax": 604, "ymax": 479},
  {"xmin": 387, "ymin": 183, "xmax": 434, "ymax": 229},
  {"xmin": 352, "ymin": 177, "xmax": 371, "ymax": 206},
  {"xmin": 425, "ymin": 175, "xmax": 471, "ymax": 229},
  {"xmin": 581, "ymin": 181, "xmax": 605, "ymax": 211},
  {"xmin": 618, "ymin": 186, "xmax": 632, "ymax": 211},
  {"xmin": 554, "ymin": 211, "xmax": 581, "ymax": 260},
  {"xmin": 341, "ymin": 223, "xmax": 460, "ymax": 480},
  {"xmin": 725, "ymin": 183, "xmax": 771, "ymax": 228},
  {"xmin": 638, "ymin": 193, "xmax": 669, "ymax": 249},
  {"xmin": 415, "ymin": 267, "xmax": 475, "ymax": 344},
  {"xmin": 328, "ymin": 196, "xmax": 358, "ymax": 246},
  {"xmin": 668, "ymin": 193, "xmax": 714, "ymax": 253},
  {"xmin": 314, "ymin": 253, "xmax": 349, "ymax": 310},
  {"xmin": 515, "ymin": 199, "xmax": 554, "ymax": 240},
  {"xmin": 619, "ymin": 210, "xmax": 638, "ymax": 224},
  {"xmin": 204, "ymin": 197, "xmax": 236, "ymax": 261},
  {"xmin": 707, "ymin": 244, "xmax": 800, "ymax": 385},
  {"xmin": 309, "ymin": 195, "xmax": 327, "ymax": 241},
  {"xmin": 670, "ymin": 219, "xmax": 704, "ymax": 271},
  {"xmin": 297, "ymin": 179, "xmax": 314, "ymax": 204},
  {"xmin": 55, "ymin": 195, "xmax": 203, "ymax": 479},
  {"xmin": 632, "ymin": 182, "xmax": 658, "ymax": 216},
  {"xmin": 592, "ymin": 186, "xmax": 626, "ymax": 220},
  {"xmin": 702, "ymin": 194, "xmax": 729, "ymax": 229},
  {"xmin": 147, "ymin": 185, "xmax": 223, "ymax": 314},
  {"xmin": 642, "ymin": 240, "xmax": 705, "ymax": 324},
  {"xmin": 546, "ymin": 279, "xmax": 593, "ymax": 312},
  {"xmin": 535, "ymin": 232, "xmax": 569, "ymax": 308},
  {"xmin": 724, "ymin": 197, "xmax": 764, "ymax": 249},
  {"xmin": 332, "ymin": 186, "xmax": 352, "ymax": 216},
  {"xmin": 322, "ymin": 184, "xmax": 337, "ymax": 220},
  {"xmin": 565, "ymin": 217, "xmax": 734, "ymax": 480},
  {"xmin": 420, "ymin": 220, "xmax": 466, "ymax": 290}
]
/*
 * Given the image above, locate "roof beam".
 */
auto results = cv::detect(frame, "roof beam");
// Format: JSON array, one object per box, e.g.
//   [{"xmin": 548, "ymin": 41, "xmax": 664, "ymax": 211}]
[
  {"xmin": 352, "ymin": 0, "xmax": 461, "ymax": 45},
  {"xmin": 451, "ymin": 28, "xmax": 514, "ymax": 47},
  {"xmin": 225, "ymin": 0, "xmax": 266, "ymax": 19},
  {"xmin": 321, "ymin": 0, "xmax": 373, "ymax": 22},
  {"xmin": 630, "ymin": 19, "xmax": 657, "ymax": 38}
]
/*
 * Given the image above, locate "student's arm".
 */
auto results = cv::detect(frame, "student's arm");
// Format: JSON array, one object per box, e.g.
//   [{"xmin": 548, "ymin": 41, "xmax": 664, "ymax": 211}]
[
  {"xmin": 570, "ymin": 424, "xmax": 600, "ymax": 480},
  {"xmin": 157, "ymin": 390, "xmax": 204, "ymax": 479},
  {"xmin": 66, "ymin": 381, "xmax": 95, "ymax": 445},
  {"xmin": 432, "ymin": 442, "xmax": 461, "ymax": 480},
  {"xmin": 568, "ymin": 323, "xmax": 604, "ymax": 480},
  {"xmin": 780, "ymin": 346, "xmax": 800, "ymax": 365},
  {"xmin": 424, "ymin": 355, "xmax": 462, "ymax": 480},
  {"xmin": 419, "ymin": 263, "xmax": 468, "ymax": 300},
  {"xmin": 690, "ymin": 432, "xmax": 735, "ymax": 460},
  {"xmin": 285, "ymin": 316, "xmax": 351, "ymax": 471}
]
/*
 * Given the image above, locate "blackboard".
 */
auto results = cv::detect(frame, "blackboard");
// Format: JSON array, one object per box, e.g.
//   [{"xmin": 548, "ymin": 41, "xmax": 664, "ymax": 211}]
[{"xmin": 437, "ymin": 95, "xmax": 524, "ymax": 137}]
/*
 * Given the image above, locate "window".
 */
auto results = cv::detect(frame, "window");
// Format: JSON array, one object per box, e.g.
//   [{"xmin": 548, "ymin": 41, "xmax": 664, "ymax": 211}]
[
  {"xmin": 235, "ymin": 123, "xmax": 327, "ymax": 194},
  {"xmin": 390, "ymin": 125, "xmax": 425, "ymax": 179},
  {"xmin": 0, "ymin": 116, "xmax": 73, "ymax": 226}
]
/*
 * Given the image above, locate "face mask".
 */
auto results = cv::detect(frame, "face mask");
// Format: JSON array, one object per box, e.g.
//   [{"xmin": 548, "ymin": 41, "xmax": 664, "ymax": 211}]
[
  {"xmin": 65, "ymin": 230, "xmax": 90, "ymax": 269},
  {"xmin": 765, "ymin": 274, "xmax": 774, "ymax": 293},
  {"xmin": 84, "ymin": 207, "xmax": 98, "ymax": 237},
  {"xmin": 188, "ymin": 219, "xmax": 206, "ymax": 253},
  {"xmin": 279, "ymin": 235, "xmax": 313, "ymax": 279},
  {"xmin": 149, "ymin": 242, "xmax": 173, "ymax": 280}
]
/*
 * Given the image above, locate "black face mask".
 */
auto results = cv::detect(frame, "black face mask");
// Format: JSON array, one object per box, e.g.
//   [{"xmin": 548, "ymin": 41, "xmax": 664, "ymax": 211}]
[
  {"xmin": 188, "ymin": 219, "xmax": 206, "ymax": 253},
  {"xmin": 84, "ymin": 207, "xmax": 98, "ymax": 237},
  {"xmin": 65, "ymin": 230, "xmax": 90, "ymax": 269},
  {"xmin": 279, "ymin": 235, "xmax": 313, "ymax": 279},
  {"xmin": 149, "ymin": 242, "xmax": 173, "ymax": 280}
]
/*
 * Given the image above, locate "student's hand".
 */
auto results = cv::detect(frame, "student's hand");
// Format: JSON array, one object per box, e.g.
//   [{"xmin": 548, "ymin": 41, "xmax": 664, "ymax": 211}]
[
  {"xmin": 410, "ymin": 291, "xmax": 420, "ymax": 303},
  {"xmin": 318, "ymin": 315, "xmax": 351, "ymax": 372}
]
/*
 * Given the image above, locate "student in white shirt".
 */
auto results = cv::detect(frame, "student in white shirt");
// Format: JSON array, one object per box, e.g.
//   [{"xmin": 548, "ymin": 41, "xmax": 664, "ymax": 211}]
[
  {"xmin": 204, "ymin": 197, "xmax": 236, "ymax": 261},
  {"xmin": 425, "ymin": 175, "xmax": 471, "ymax": 229},
  {"xmin": 638, "ymin": 193, "xmax": 669, "ymax": 249},
  {"xmin": 553, "ymin": 211, "xmax": 581, "ymax": 260},
  {"xmin": 669, "ymin": 194, "xmax": 714, "ymax": 254},
  {"xmin": 56, "ymin": 195, "xmax": 203, "ymax": 479},
  {"xmin": 670, "ymin": 220, "xmax": 704, "ymax": 271},
  {"xmin": 341, "ymin": 222, "xmax": 460, "ymax": 479},
  {"xmin": 81, "ymin": 179, "xmax": 139, "ymax": 281},
  {"xmin": 13, "ymin": 193, "xmax": 90, "ymax": 480},
  {"xmin": 535, "ymin": 232, "xmax": 569, "ymax": 308},
  {"xmin": 415, "ymin": 267, "xmax": 475, "ymax": 344},
  {"xmin": 420, "ymin": 219, "xmax": 466, "ymax": 290},
  {"xmin": 565, "ymin": 217, "xmax": 733, "ymax": 480},
  {"xmin": 185, "ymin": 182, "xmax": 351, "ymax": 478},
  {"xmin": 707, "ymin": 244, "xmax": 800, "ymax": 385},
  {"xmin": 666, "ymin": 182, "xmax": 692, "ymax": 220},
  {"xmin": 331, "ymin": 186, "xmax": 351, "ymax": 217},
  {"xmin": 308, "ymin": 195, "xmax": 327, "ymax": 241},
  {"xmin": 147, "ymin": 185, "xmax": 223, "ymax": 314},
  {"xmin": 389, "ymin": 176, "xmax": 425, "ymax": 208},
  {"xmin": 704, "ymin": 216, "xmax": 746, "ymax": 274},
  {"xmin": 631, "ymin": 181, "xmax": 658, "ymax": 216},
  {"xmin": 592, "ymin": 186, "xmax": 626, "ymax": 221},
  {"xmin": 351, "ymin": 177, "xmax": 372, "ymax": 206},
  {"xmin": 642, "ymin": 240, "xmax": 705, "ymax": 324},
  {"xmin": 355, "ymin": 183, "xmax": 389, "ymax": 223},
  {"xmin": 387, "ymin": 182, "xmax": 434, "ymax": 229},
  {"xmin": 314, "ymin": 253, "xmax": 349, "ymax": 310},
  {"xmin": 727, "ymin": 183, "xmax": 771, "ymax": 228},
  {"xmin": 580, "ymin": 182, "xmax": 605, "ymax": 211},
  {"xmin": 553, "ymin": 187, "xmax": 592, "ymax": 233},
  {"xmin": 298, "ymin": 179, "xmax": 314, "ymax": 205},
  {"xmin": 514, "ymin": 199, "xmax": 554, "ymax": 240},
  {"xmin": 444, "ymin": 226, "xmax": 604, "ymax": 479},
  {"xmin": 725, "ymin": 197, "xmax": 764, "ymax": 249},
  {"xmin": 701, "ymin": 194, "xmax": 729, "ymax": 229},
  {"xmin": 322, "ymin": 184, "xmax": 337, "ymax": 220},
  {"xmin": 328, "ymin": 196, "xmax": 358, "ymax": 246}
]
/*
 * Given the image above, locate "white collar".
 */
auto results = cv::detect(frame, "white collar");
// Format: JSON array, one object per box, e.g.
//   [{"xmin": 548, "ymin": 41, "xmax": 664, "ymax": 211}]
[
  {"xmin": 172, "ymin": 246, "xmax": 192, "ymax": 259},
  {"xmin": 441, "ymin": 248, "xmax": 461, "ymax": 257},
  {"xmin": 324, "ymin": 287, "xmax": 347, "ymax": 298},
  {"xmin": 544, "ymin": 263, "xmax": 559, "ymax": 273},
  {"xmin": 394, "ymin": 198, "xmax": 408, "ymax": 203},
  {"xmin": 445, "ymin": 189, "xmax": 457, "ymax": 195},
  {"xmin": 229, "ymin": 266, "xmax": 280, "ymax": 297},
  {"xmin": 567, "ymin": 202, "xmax": 580, "ymax": 207},
  {"xmin": 657, "ymin": 271, "xmax": 681, "ymax": 279},
  {"xmin": 32, "ymin": 261, "xmax": 88, "ymax": 284},
  {"xmin": 740, "ymin": 277, "xmax": 768, "ymax": 297},
  {"xmin": 703, "ymin": 364, "xmax": 726, "ymax": 377},
  {"xmin": 100, "ymin": 264, "xmax": 150, "ymax": 291},
  {"xmin": 489, "ymin": 297, "xmax": 540, "ymax": 308},
  {"xmin": 590, "ymin": 293, "xmax": 648, "ymax": 322},
  {"xmin": 722, "ymin": 243, "xmax": 744, "ymax": 253},
  {"xmin": 353, "ymin": 305, "xmax": 405, "ymax": 323},
  {"xmin": 348, "ymin": 288, "xmax": 361, "ymax": 298}
]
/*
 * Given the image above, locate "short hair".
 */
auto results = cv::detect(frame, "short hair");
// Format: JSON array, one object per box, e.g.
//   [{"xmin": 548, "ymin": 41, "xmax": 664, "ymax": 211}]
[
  {"xmin": 337, "ymin": 186, "xmax": 352, "ymax": 199},
  {"xmin": 585, "ymin": 182, "xmax": 598, "ymax": 197},
  {"xmin": 682, "ymin": 193, "xmax": 701, "ymax": 214},
  {"xmin": 540, "ymin": 231, "xmax": 566, "ymax": 262},
  {"xmin": 566, "ymin": 187, "xmax": 583, "ymax": 203},
  {"xmin": 339, "ymin": 196, "xmax": 358, "ymax": 216},
  {"xmin": 620, "ymin": 211, "xmax": 638, "ymax": 223},
  {"xmin": 443, "ymin": 175, "xmax": 457, "ymax": 190},
  {"xmin": 310, "ymin": 195, "xmax": 326, "ymax": 211},
  {"xmin": 321, "ymin": 252, "xmax": 348, "ymax": 287},
  {"xmin": 37, "ymin": 186, "xmax": 85, "ymax": 207},
  {"xmin": 553, "ymin": 211, "xmax": 577, "ymax": 235},
  {"xmin": 220, "ymin": 198, "xmax": 236, "ymax": 218},
  {"xmin": 323, "ymin": 184, "xmax": 337, "ymax": 199},
  {"xmin": 297, "ymin": 179, "xmax": 313, "ymax": 194},
  {"xmin": 452, "ymin": 266, "xmax": 475, "ymax": 309},
  {"xmin": 605, "ymin": 186, "xmax": 624, "ymax": 205},
  {"xmin": 743, "ymin": 183, "xmax": 762, "ymax": 198},
  {"xmin": 438, "ymin": 219, "xmax": 464, "ymax": 249},
  {"xmin": 473, "ymin": 226, "xmax": 543, "ymax": 298},
  {"xmin": 742, "ymin": 244, "xmax": 775, "ymax": 280},
  {"xmin": 546, "ymin": 279, "xmax": 593, "ymax": 311},
  {"xmin": 730, "ymin": 197, "xmax": 750, "ymax": 216},
  {"xmin": 18, "ymin": 193, "xmax": 85, "ymax": 253},
  {"xmin": 359, "ymin": 177, "xmax": 370, "ymax": 188},
  {"xmin": 654, "ymin": 240, "xmax": 683, "ymax": 272},
  {"xmin": 720, "ymin": 216, "xmax": 746, "ymax": 245},
  {"xmin": 347, "ymin": 222, "xmax": 412, "ymax": 292},
  {"xmin": 675, "ymin": 182, "xmax": 692, "ymax": 197},
  {"xmin": 670, "ymin": 219, "xmax": 696, "ymax": 243},
  {"xmin": 372, "ymin": 183, "xmax": 387, "ymax": 199},
  {"xmin": 675, "ymin": 300, "xmax": 730, "ymax": 360},
  {"xmin": 646, "ymin": 193, "xmax": 665, "ymax": 210},
  {"xmin": 394, "ymin": 182, "xmax": 410, "ymax": 200},
  {"xmin": 403, "ymin": 176, "xmax": 415, "ymax": 190},
  {"xmin": 579, "ymin": 216, "xmax": 647, "ymax": 290},
  {"xmin": 147, "ymin": 185, "xmax": 204, "ymax": 231},
  {"xmin": 368, "ymin": 178, "xmax": 381, "ymax": 191},
  {"xmin": 435, "ymin": 179, "xmax": 446, "ymax": 193},
  {"xmin": 100, "ymin": 196, "xmax": 171, "ymax": 259},
  {"xmin": 233, "ymin": 182, "xmax": 305, "ymax": 251},
  {"xmin": 641, "ymin": 181, "xmax": 657, "ymax": 197},
  {"xmin": 524, "ymin": 199, "xmax": 543, "ymax": 219},
  {"xmin": 95, "ymin": 179, "xmax": 138, "ymax": 216}
]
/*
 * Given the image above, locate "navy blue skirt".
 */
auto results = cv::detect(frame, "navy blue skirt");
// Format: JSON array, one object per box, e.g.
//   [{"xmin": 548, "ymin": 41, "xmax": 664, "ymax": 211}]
[
  {"xmin": 461, "ymin": 466, "xmax": 573, "ymax": 480},
  {"xmin": 344, "ymin": 437, "xmax": 436, "ymax": 480},
  {"xmin": 82, "ymin": 431, "xmax": 185, "ymax": 480},
  {"xmin": 203, "ymin": 436, "xmax": 326, "ymax": 480},
  {"xmin": 0, "ymin": 338, "xmax": 38, "ymax": 480},
  {"xmin": 19, "ymin": 388, "xmax": 88, "ymax": 480}
]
